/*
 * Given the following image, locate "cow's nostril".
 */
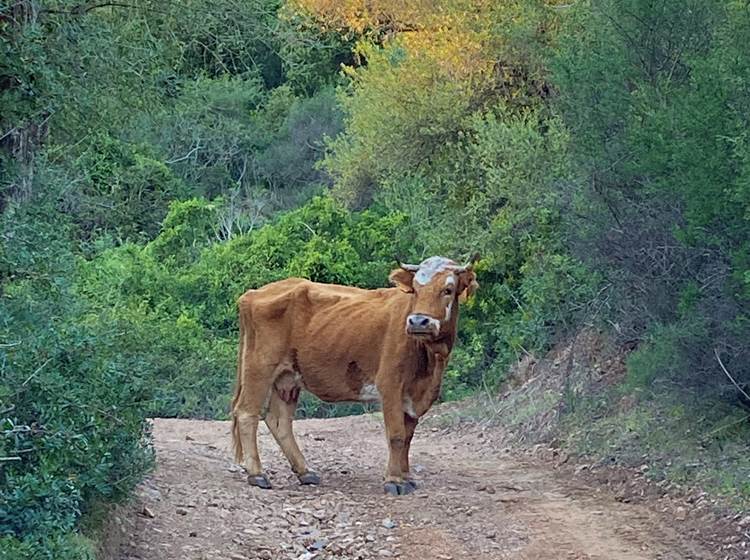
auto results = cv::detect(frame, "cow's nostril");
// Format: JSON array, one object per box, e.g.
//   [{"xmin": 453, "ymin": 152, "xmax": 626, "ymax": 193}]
[{"xmin": 408, "ymin": 315, "xmax": 432, "ymax": 329}]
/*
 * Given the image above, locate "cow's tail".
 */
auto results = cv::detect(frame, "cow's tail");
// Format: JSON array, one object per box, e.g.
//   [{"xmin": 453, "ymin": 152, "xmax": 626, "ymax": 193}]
[{"xmin": 231, "ymin": 301, "xmax": 249, "ymax": 464}]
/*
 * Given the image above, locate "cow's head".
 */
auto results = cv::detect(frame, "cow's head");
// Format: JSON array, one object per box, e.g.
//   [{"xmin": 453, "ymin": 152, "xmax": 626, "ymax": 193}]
[{"xmin": 389, "ymin": 256, "xmax": 479, "ymax": 339}]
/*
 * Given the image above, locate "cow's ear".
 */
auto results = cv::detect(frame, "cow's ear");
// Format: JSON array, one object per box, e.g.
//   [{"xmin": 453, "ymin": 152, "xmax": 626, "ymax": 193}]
[
  {"xmin": 389, "ymin": 268, "xmax": 415, "ymax": 293},
  {"xmin": 458, "ymin": 271, "xmax": 479, "ymax": 303}
]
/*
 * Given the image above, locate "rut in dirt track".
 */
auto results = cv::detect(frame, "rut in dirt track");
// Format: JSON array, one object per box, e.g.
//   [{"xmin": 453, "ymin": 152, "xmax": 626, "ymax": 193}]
[{"xmin": 117, "ymin": 415, "xmax": 731, "ymax": 560}]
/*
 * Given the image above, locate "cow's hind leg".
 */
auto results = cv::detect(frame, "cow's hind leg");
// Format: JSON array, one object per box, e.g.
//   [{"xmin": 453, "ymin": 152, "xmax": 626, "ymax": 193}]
[
  {"xmin": 234, "ymin": 377, "xmax": 275, "ymax": 489},
  {"xmin": 264, "ymin": 388, "xmax": 320, "ymax": 486}
]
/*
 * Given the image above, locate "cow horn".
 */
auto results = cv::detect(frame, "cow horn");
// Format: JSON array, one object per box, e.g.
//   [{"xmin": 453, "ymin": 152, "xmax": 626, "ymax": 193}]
[
  {"xmin": 399, "ymin": 263, "xmax": 421, "ymax": 272},
  {"xmin": 453, "ymin": 253, "xmax": 481, "ymax": 272}
]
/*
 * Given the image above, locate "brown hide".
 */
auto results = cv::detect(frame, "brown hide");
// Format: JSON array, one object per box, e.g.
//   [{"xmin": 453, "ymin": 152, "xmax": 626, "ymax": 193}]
[{"xmin": 231, "ymin": 257, "xmax": 477, "ymax": 494}]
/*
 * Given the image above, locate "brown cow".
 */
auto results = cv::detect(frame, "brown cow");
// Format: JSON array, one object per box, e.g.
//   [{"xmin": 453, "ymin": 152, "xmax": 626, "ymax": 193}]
[{"xmin": 231, "ymin": 256, "xmax": 478, "ymax": 495}]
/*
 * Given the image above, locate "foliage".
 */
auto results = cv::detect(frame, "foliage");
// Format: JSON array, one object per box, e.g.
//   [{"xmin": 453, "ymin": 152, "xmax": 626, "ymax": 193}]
[
  {"xmin": 0, "ymin": 187, "xmax": 153, "ymax": 559},
  {"xmin": 321, "ymin": 0, "xmax": 559, "ymax": 207},
  {"xmin": 552, "ymin": 0, "xmax": 750, "ymax": 391},
  {"xmin": 69, "ymin": 136, "xmax": 189, "ymax": 242}
]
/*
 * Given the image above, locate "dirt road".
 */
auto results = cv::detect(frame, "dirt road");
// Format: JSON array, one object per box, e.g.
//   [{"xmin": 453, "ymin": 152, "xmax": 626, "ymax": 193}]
[{"xmin": 116, "ymin": 414, "xmax": 742, "ymax": 560}]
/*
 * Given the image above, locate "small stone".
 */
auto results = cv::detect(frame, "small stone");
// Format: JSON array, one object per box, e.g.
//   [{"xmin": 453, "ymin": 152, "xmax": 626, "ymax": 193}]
[
  {"xmin": 739, "ymin": 516, "xmax": 750, "ymax": 527},
  {"xmin": 189, "ymin": 531, "xmax": 197, "ymax": 537},
  {"xmin": 378, "ymin": 550, "xmax": 393, "ymax": 557},
  {"xmin": 675, "ymin": 507, "xmax": 687, "ymax": 521},
  {"xmin": 176, "ymin": 507, "xmax": 188, "ymax": 515},
  {"xmin": 310, "ymin": 539, "xmax": 327, "ymax": 551},
  {"xmin": 140, "ymin": 506, "xmax": 155, "ymax": 518},
  {"xmin": 382, "ymin": 518, "xmax": 396, "ymax": 529}
]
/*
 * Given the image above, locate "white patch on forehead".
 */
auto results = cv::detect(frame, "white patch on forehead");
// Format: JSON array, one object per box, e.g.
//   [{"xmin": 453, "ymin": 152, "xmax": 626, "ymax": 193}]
[
  {"xmin": 414, "ymin": 256, "xmax": 456, "ymax": 286},
  {"xmin": 444, "ymin": 276, "xmax": 456, "ymax": 287},
  {"xmin": 359, "ymin": 384, "xmax": 381, "ymax": 402}
]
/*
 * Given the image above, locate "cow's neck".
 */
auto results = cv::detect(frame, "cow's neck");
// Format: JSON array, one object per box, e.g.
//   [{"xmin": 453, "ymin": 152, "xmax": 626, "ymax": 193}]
[
  {"xmin": 406, "ymin": 307, "xmax": 458, "ymax": 414},
  {"xmin": 408, "ymin": 338, "xmax": 451, "ymax": 418}
]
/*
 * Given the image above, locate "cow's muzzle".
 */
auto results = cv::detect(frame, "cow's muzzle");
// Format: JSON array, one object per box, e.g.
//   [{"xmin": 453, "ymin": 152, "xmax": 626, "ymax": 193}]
[{"xmin": 406, "ymin": 314, "xmax": 441, "ymax": 337}]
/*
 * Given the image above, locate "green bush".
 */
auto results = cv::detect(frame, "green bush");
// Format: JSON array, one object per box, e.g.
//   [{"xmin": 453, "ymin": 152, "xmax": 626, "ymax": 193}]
[
  {"xmin": 71, "ymin": 135, "xmax": 189, "ymax": 241},
  {"xmin": 553, "ymin": 0, "xmax": 750, "ymax": 392},
  {"xmin": 0, "ymin": 191, "xmax": 153, "ymax": 559}
]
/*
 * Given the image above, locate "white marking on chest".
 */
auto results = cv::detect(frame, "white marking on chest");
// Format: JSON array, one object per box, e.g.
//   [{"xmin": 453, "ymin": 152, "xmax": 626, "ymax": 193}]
[
  {"xmin": 414, "ymin": 256, "xmax": 455, "ymax": 285},
  {"xmin": 359, "ymin": 384, "xmax": 381, "ymax": 402},
  {"xmin": 403, "ymin": 396, "xmax": 417, "ymax": 419}
]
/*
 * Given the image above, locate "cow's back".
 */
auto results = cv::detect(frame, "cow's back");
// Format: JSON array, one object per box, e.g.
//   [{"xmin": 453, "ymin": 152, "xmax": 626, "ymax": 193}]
[{"xmin": 239, "ymin": 278, "xmax": 368, "ymax": 323}]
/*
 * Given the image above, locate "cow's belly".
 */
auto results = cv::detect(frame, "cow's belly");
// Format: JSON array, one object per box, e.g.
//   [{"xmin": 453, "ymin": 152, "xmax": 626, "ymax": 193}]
[
  {"xmin": 293, "ymin": 345, "xmax": 381, "ymax": 403},
  {"xmin": 295, "ymin": 314, "xmax": 382, "ymax": 402}
]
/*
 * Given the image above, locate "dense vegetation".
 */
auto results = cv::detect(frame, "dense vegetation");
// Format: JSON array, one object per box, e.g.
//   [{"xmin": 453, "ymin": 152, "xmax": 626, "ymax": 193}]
[{"xmin": 1, "ymin": 0, "xmax": 748, "ymax": 557}]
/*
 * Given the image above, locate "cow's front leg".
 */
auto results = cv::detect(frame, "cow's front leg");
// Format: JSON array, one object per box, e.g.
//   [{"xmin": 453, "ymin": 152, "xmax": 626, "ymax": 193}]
[
  {"xmin": 401, "ymin": 413, "xmax": 418, "ymax": 490},
  {"xmin": 381, "ymin": 394, "xmax": 415, "ymax": 496}
]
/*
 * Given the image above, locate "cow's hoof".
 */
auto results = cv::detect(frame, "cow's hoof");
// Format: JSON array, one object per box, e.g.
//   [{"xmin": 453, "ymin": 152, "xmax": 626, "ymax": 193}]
[
  {"xmin": 405, "ymin": 479, "xmax": 419, "ymax": 490},
  {"xmin": 298, "ymin": 471, "xmax": 321, "ymax": 486},
  {"xmin": 384, "ymin": 481, "xmax": 416, "ymax": 496},
  {"xmin": 248, "ymin": 474, "xmax": 272, "ymax": 489}
]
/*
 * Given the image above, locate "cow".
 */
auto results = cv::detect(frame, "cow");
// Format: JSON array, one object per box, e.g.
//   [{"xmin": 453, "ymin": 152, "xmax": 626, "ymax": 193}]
[{"xmin": 230, "ymin": 256, "xmax": 479, "ymax": 495}]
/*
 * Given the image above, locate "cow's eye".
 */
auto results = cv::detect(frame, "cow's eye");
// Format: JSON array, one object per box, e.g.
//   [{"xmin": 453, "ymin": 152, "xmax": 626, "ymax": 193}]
[{"xmin": 444, "ymin": 288, "xmax": 454, "ymax": 296}]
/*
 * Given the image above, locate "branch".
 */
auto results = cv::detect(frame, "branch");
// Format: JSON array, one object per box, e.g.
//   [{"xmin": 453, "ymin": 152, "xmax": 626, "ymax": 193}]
[
  {"xmin": 165, "ymin": 144, "xmax": 202, "ymax": 164},
  {"xmin": 83, "ymin": 2, "xmax": 139, "ymax": 13},
  {"xmin": 714, "ymin": 348, "xmax": 750, "ymax": 403},
  {"xmin": 41, "ymin": 2, "xmax": 141, "ymax": 16},
  {"xmin": 21, "ymin": 358, "xmax": 51, "ymax": 387}
]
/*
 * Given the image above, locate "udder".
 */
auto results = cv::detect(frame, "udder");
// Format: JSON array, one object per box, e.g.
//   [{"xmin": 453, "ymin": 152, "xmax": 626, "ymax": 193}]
[{"xmin": 274, "ymin": 371, "xmax": 301, "ymax": 403}]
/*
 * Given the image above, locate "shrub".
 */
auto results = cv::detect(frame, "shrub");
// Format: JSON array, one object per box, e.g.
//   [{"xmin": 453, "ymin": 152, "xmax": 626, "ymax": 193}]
[
  {"xmin": 0, "ymin": 190, "xmax": 153, "ymax": 559},
  {"xmin": 552, "ymin": 0, "xmax": 750, "ymax": 393}
]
